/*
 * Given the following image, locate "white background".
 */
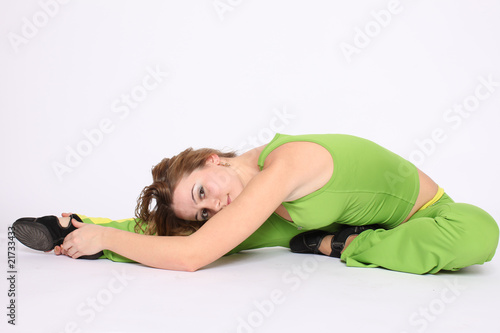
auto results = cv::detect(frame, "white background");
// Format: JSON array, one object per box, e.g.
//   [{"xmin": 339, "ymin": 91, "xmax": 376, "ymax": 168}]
[{"xmin": 1, "ymin": 1, "xmax": 499, "ymax": 333}]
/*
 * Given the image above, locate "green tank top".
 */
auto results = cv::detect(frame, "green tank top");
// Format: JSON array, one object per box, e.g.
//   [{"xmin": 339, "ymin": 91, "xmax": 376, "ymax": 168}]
[{"xmin": 258, "ymin": 134, "xmax": 420, "ymax": 229}]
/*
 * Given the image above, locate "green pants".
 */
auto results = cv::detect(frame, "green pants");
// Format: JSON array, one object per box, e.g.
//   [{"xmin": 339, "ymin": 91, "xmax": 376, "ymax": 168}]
[
  {"xmin": 341, "ymin": 194, "xmax": 499, "ymax": 274},
  {"xmin": 78, "ymin": 193, "xmax": 498, "ymax": 274}
]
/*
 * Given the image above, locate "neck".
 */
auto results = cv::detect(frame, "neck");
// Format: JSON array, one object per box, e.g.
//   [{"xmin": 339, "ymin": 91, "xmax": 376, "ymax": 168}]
[{"xmin": 223, "ymin": 144, "xmax": 266, "ymax": 188}]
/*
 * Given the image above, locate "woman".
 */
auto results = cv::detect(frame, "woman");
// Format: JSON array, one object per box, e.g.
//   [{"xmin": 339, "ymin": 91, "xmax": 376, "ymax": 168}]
[{"xmin": 13, "ymin": 133, "xmax": 499, "ymax": 274}]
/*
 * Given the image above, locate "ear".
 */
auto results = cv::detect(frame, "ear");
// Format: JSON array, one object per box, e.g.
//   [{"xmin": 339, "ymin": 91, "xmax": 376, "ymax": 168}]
[{"xmin": 205, "ymin": 153, "xmax": 220, "ymax": 165}]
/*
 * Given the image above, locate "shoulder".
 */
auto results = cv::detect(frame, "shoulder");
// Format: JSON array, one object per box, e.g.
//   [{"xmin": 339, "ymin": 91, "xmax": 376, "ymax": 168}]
[
  {"xmin": 262, "ymin": 141, "xmax": 334, "ymax": 201},
  {"xmin": 262, "ymin": 140, "xmax": 331, "ymax": 164}
]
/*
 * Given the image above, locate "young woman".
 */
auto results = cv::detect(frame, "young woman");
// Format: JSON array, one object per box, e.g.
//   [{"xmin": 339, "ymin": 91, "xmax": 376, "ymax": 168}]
[{"xmin": 13, "ymin": 133, "xmax": 499, "ymax": 274}]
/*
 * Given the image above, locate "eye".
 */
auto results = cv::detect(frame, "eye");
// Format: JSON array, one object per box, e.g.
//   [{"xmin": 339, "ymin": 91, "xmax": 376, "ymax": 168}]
[
  {"xmin": 201, "ymin": 209, "xmax": 209, "ymax": 220},
  {"xmin": 199, "ymin": 186, "xmax": 205, "ymax": 199}
]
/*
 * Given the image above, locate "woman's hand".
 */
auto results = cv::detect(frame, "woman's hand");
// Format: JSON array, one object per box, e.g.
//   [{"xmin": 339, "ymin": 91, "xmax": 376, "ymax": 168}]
[{"xmin": 60, "ymin": 218, "xmax": 106, "ymax": 259}]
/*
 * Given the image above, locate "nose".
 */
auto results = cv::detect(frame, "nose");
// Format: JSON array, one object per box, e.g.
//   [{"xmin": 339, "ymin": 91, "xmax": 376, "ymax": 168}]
[{"xmin": 209, "ymin": 198, "xmax": 222, "ymax": 212}]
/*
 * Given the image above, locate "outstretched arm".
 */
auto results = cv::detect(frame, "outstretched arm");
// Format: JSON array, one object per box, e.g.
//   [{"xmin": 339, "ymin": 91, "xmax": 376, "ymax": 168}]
[
  {"xmin": 62, "ymin": 141, "xmax": 333, "ymax": 271},
  {"xmin": 62, "ymin": 158, "xmax": 296, "ymax": 271}
]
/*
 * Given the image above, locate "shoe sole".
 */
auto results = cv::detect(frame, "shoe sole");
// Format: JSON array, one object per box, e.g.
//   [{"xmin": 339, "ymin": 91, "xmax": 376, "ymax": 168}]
[{"xmin": 13, "ymin": 218, "xmax": 54, "ymax": 252}]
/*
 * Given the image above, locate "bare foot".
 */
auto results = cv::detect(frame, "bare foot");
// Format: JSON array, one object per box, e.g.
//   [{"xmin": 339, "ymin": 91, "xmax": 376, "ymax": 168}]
[
  {"xmin": 342, "ymin": 235, "xmax": 357, "ymax": 253},
  {"xmin": 318, "ymin": 234, "xmax": 358, "ymax": 256},
  {"xmin": 318, "ymin": 235, "xmax": 334, "ymax": 255},
  {"xmin": 58, "ymin": 217, "xmax": 72, "ymax": 228},
  {"xmin": 59, "ymin": 212, "xmax": 74, "ymax": 226}
]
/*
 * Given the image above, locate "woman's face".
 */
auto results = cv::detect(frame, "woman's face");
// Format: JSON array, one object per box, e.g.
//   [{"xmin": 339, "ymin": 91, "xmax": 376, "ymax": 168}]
[{"xmin": 172, "ymin": 159, "xmax": 243, "ymax": 222}]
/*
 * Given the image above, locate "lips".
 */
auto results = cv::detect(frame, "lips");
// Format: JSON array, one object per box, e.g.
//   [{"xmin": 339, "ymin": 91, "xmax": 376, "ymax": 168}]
[{"xmin": 227, "ymin": 195, "xmax": 231, "ymax": 205}]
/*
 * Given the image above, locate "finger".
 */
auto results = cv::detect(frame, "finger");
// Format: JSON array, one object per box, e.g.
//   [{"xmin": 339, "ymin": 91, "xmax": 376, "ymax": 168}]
[
  {"xmin": 72, "ymin": 219, "xmax": 85, "ymax": 228},
  {"xmin": 56, "ymin": 245, "xmax": 67, "ymax": 256},
  {"xmin": 63, "ymin": 246, "xmax": 73, "ymax": 257},
  {"xmin": 61, "ymin": 212, "xmax": 73, "ymax": 217},
  {"xmin": 67, "ymin": 247, "xmax": 79, "ymax": 259},
  {"xmin": 60, "ymin": 243, "xmax": 70, "ymax": 256}
]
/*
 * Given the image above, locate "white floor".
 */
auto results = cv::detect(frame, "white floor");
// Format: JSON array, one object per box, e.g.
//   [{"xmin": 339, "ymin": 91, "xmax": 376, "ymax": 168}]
[
  {"xmin": 2, "ymin": 1, "xmax": 500, "ymax": 332},
  {"xmin": 3, "ymin": 244, "xmax": 499, "ymax": 333}
]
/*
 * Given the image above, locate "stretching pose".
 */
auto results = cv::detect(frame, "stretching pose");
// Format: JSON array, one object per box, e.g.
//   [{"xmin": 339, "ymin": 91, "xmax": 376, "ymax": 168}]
[{"xmin": 13, "ymin": 133, "xmax": 499, "ymax": 274}]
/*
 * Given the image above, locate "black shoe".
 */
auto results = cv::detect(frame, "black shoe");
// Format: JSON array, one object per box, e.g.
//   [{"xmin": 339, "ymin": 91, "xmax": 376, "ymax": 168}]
[
  {"xmin": 290, "ymin": 225, "xmax": 379, "ymax": 258},
  {"xmin": 329, "ymin": 225, "xmax": 378, "ymax": 258},
  {"xmin": 12, "ymin": 214, "xmax": 103, "ymax": 260},
  {"xmin": 289, "ymin": 230, "xmax": 329, "ymax": 254}
]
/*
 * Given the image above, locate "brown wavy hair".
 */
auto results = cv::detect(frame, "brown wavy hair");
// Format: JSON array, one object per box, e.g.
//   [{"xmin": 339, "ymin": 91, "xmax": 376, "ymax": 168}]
[{"xmin": 134, "ymin": 148, "xmax": 237, "ymax": 236}]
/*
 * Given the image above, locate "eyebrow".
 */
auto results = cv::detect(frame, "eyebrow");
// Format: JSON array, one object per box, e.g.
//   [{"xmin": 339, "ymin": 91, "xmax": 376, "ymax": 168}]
[{"xmin": 191, "ymin": 184, "xmax": 199, "ymax": 221}]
